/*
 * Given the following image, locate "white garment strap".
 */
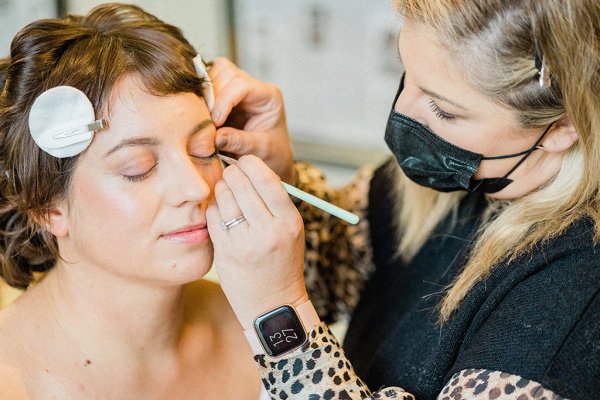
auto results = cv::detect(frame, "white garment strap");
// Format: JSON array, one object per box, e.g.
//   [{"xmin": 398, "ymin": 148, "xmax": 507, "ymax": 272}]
[
  {"xmin": 259, "ymin": 385, "xmax": 270, "ymax": 400},
  {"xmin": 244, "ymin": 300, "xmax": 320, "ymax": 355}
]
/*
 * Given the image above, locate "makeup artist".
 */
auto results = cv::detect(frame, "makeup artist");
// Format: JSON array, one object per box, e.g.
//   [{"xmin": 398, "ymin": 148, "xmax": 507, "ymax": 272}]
[{"xmin": 206, "ymin": 0, "xmax": 600, "ymax": 398}]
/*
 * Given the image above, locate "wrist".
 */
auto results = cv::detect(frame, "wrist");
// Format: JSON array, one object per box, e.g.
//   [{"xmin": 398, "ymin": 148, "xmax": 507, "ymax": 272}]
[
  {"xmin": 237, "ymin": 292, "xmax": 310, "ymax": 330},
  {"xmin": 243, "ymin": 299, "xmax": 320, "ymax": 356}
]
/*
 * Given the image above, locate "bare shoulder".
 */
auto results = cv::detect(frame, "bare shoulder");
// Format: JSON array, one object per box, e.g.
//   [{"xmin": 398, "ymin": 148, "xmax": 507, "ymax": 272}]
[
  {"xmin": 183, "ymin": 279, "xmax": 238, "ymax": 327},
  {"xmin": 0, "ymin": 363, "xmax": 29, "ymax": 399},
  {"xmin": 181, "ymin": 279, "xmax": 261, "ymax": 397},
  {"xmin": 0, "ymin": 308, "xmax": 31, "ymax": 399},
  {"xmin": 0, "ymin": 305, "xmax": 25, "ymax": 360},
  {"xmin": 182, "ymin": 279, "xmax": 254, "ymax": 358},
  {"xmin": 182, "ymin": 279, "xmax": 250, "ymax": 347}
]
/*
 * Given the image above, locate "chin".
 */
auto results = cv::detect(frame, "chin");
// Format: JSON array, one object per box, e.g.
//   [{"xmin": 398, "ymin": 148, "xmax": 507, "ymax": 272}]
[
  {"xmin": 154, "ymin": 262, "xmax": 212, "ymax": 287},
  {"xmin": 156, "ymin": 247, "xmax": 215, "ymax": 285}
]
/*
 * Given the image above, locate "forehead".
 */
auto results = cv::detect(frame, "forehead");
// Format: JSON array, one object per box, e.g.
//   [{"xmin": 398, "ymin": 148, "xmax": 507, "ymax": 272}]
[
  {"xmin": 93, "ymin": 75, "xmax": 212, "ymax": 146},
  {"xmin": 398, "ymin": 21, "xmax": 460, "ymax": 81},
  {"xmin": 398, "ymin": 20, "xmax": 512, "ymax": 118}
]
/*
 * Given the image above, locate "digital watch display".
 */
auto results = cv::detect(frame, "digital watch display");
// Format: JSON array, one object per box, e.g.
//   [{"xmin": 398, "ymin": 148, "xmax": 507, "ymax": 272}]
[{"xmin": 254, "ymin": 305, "xmax": 308, "ymax": 357}]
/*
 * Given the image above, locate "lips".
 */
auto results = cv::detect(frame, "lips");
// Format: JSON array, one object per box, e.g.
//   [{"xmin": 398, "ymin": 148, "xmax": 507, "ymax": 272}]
[{"xmin": 161, "ymin": 224, "xmax": 209, "ymax": 244}]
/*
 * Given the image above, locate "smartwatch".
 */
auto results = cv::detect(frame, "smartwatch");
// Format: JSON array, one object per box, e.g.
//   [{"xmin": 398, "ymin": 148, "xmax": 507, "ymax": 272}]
[{"xmin": 244, "ymin": 300, "xmax": 320, "ymax": 357}]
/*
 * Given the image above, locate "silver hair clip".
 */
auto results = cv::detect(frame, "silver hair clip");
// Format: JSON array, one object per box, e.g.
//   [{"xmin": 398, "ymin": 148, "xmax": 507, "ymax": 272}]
[
  {"xmin": 52, "ymin": 120, "xmax": 106, "ymax": 140},
  {"xmin": 29, "ymin": 56, "xmax": 212, "ymax": 158},
  {"xmin": 534, "ymin": 45, "xmax": 552, "ymax": 88},
  {"xmin": 539, "ymin": 61, "xmax": 551, "ymax": 88},
  {"xmin": 28, "ymin": 86, "xmax": 107, "ymax": 158}
]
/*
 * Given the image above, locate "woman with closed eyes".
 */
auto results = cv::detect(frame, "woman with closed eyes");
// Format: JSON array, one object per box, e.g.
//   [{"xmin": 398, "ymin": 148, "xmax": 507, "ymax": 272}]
[{"xmin": 0, "ymin": 3, "xmax": 302, "ymax": 399}]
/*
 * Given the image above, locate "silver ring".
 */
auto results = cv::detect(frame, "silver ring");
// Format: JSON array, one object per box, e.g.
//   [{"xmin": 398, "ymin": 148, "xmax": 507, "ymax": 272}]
[{"xmin": 219, "ymin": 215, "xmax": 246, "ymax": 231}]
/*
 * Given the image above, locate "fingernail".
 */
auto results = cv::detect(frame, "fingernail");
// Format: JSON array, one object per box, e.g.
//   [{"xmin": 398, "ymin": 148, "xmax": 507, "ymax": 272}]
[
  {"xmin": 212, "ymin": 111, "xmax": 221, "ymax": 123},
  {"xmin": 216, "ymin": 135, "xmax": 227, "ymax": 148}
]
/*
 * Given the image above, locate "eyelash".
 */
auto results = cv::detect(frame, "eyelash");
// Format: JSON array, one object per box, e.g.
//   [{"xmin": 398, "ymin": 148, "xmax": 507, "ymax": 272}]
[
  {"xmin": 191, "ymin": 151, "xmax": 218, "ymax": 164},
  {"xmin": 428, "ymin": 100, "xmax": 456, "ymax": 121},
  {"xmin": 122, "ymin": 152, "xmax": 218, "ymax": 183},
  {"xmin": 123, "ymin": 163, "xmax": 159, "ymax": 182}
]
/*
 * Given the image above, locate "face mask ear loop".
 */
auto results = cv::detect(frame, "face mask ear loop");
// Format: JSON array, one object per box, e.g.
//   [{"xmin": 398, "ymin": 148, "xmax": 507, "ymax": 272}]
[
  {"xmin": 482, "ymin": 148, "xmax": 535, "ymax": 160},
  {"xmin": 485, "ymin": 122, "xmax": 555, "ymax": 182},
  {"xmin": 482, "ymin": 122, "xmax": 554, "ymax": 161}
]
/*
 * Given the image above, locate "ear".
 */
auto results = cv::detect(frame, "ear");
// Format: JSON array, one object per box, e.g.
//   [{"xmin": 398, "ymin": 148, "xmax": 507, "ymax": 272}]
[
  {"xmin": 44, "ymin": 200, "xmax": 69, "ymax": 238},
  {"xmin": 540, "ymin": 117, "xmax": 578, "ymax": 153}
]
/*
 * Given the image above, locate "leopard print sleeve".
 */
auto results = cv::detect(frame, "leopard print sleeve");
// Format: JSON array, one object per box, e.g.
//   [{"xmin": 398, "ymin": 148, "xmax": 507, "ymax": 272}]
[
  {"xmin": 254, "ymin": 322, "xmax": 415, "ymax": 400},
  {"xmin": 438, "ymin": 369, "xmax": 566, "ymax": 400},
  {"xmin": 253, "ymin": 323, "xmax": 566, "ymax": 400},
  {"xmin": 293, "ymin": 161, "xmax": 377, "ymax": 324}
]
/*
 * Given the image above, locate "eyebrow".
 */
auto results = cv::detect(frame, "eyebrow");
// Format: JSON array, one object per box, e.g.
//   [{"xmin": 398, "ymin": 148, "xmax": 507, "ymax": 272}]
[
  {"xmin": 419, "ymin": 86, "xmax": 468, "ymax": 111},
  {"xmin": 396, "ymin": 30, "xmax": 467, "ymax": 112},
  {"xmin": 189, "ymin": 119, "xmax": 216, "ymax": 136},
  {"xmin": 104, "ymin": 118, "xmax": 215, "ymax": 158}
]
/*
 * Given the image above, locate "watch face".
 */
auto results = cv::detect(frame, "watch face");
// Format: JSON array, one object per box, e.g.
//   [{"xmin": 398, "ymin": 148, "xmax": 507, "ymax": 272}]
[{"xmin": 255, "ymin": 305, "xmax": 307, "ymax": 357}]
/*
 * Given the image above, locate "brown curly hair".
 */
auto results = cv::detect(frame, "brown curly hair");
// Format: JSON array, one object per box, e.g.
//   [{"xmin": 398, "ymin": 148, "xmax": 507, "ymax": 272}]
[{"xmin": 0, "ymin": 3, "xmax": 209, "ymax": 289}]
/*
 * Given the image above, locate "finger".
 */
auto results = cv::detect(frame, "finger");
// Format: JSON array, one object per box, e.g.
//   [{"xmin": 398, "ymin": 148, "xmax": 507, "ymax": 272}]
[
  {"xmin": 216, "ymin": 127, "xmax": 263, "ymax": 156},
  {"xmin": 210, "ymin": 64, "xmax": 239, "ymax": 125},
  {"xmin": 242, "ymin": 84, "xmax": 282, "ymax": 131},
  {"xmin": 211, "ymin": 77, "xmax": 254, "ymax": 126},
  {"xmin": 209, "ymin": 57, "xmax": 242, "ymax": 83},
  {"xmin": 209, "ymin": 61, "xmax": 239, "ymax": 102},
  {"xmin": 213, "ymin": 179, "xmax": 246, "ymax": 227},
  {"xmin": 236, "ymin": 155, "xmax": 296, "ymax": 218},
  {"xmin": 221, "ymin": 164, "xmax": 274, "ymax": 226},
  {"xmin": 206, "ymin": 199, "xmax": 226, "ymax": 242}
]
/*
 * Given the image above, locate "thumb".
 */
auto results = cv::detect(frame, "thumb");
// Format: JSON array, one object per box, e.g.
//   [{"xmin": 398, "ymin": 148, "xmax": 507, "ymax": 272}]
[{"xmin": 215, "ymin": 127, "xmax": 261, "ymax": 156}]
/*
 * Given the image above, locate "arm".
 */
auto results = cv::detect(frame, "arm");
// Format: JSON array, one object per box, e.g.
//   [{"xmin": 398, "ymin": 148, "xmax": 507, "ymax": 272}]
[
  {"xmin": 446, "ymin": 256, "xmax": 600, "ymax": 399},
  {"xmin": 254, "ymin": 322, "xmax": 566, "ymax": 400},
  {"xmin": 209, "ymin": 57, "xmax": 295, "ymax": 184},
  {"xmin": 439, "ymin": 369, "xmax": 566, "ymax": 400},
  {"xmin": 255, "ymin": 322, "xmax": 414, "ymax": 400},
  {"xmin": 209, "ymin": 58, "xmax": 382, "ymax": 324},
  {"xmin": 251, "ymin": 245, "xmax": 599, "ymax": 399},
  {"xmin": 294, "ymin": 161, "xmax": 377, "ymax": 323}
]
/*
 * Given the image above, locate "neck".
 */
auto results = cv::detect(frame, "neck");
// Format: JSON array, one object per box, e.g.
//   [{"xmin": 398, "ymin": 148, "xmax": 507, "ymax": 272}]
[
  {"xmin": 40, "ymin": 260, "xmax": 186, "ymax": 363},
  {"xmin": 487, "ymin": 147, "xmax": 564, "ymax": 200}
]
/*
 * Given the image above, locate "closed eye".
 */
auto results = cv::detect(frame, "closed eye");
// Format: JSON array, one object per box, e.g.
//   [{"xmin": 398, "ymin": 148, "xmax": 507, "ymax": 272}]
[
  {"xmin": 122, "ymin": 163, "xmax": 159, "ymax": 182},
  {"xmin": 428, "ymin": 100, "xmax": 456, "ymax": 121},
  {"xmin": 191, "ymin": 152, "xmax": 218, "ymax": 164}
]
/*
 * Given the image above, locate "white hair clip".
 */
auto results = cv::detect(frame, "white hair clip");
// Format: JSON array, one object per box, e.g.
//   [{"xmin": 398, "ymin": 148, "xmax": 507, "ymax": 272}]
[
  {"xmin": 29, "ymin": 57, "xmax": 211, "ymax": 158},
  {"xmin": 28, "ymin": 86, "xmax": 107, "ymax": 158},
  {"xmin": 192, "ymin": 54, "xmax": 214, "ymax": 111}
]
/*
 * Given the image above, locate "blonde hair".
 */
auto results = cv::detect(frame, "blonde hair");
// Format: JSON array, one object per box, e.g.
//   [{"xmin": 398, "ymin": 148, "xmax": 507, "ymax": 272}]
[{"xmin": 392, "ymin": 0, "xmax": 600, "ymax": 323}]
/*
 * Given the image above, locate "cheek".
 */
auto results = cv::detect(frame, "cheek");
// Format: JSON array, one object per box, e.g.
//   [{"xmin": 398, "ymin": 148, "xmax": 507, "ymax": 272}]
[
  {"xmin": 70, "ymin": 177, "xmax": 154, "ymax": 236},
  {"xmin": 394, "ymin": 92, "xmax": 481, "ymax": 152},
  {"xmin": 474, "ymin": 157, "xmax": 518, "ymax": 179}
]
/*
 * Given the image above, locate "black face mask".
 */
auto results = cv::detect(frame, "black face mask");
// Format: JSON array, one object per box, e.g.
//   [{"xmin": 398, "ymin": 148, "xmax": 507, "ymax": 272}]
[{"xmin": 384, "ymin": 75, "xmax": 552, "ymax": 193}]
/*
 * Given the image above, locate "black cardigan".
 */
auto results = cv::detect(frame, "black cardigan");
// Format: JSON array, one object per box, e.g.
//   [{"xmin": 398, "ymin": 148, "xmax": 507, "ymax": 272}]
[{"xmin": 343, "ymin": 160, "xmax": 600, "ymax": 400}]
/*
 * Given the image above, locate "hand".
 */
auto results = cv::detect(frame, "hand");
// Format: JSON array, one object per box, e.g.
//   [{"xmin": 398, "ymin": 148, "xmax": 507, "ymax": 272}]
[
  {"xmin": 206, "ymin": 155, "xmax": 308, "ymax": 329},
  {"xmin": 209, "ymin": 58, "xmax": 296, "ymax": 183}
]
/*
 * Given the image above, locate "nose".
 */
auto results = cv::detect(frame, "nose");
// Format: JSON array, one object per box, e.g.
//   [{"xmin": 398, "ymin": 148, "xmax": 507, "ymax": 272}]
[
  {"xmin": 164, "ymin": 156, "xmax": 214, "ymax": 207},
  {"xmin": 394, "ymin": 84, "xmax": 428, "ymax": 127}
]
